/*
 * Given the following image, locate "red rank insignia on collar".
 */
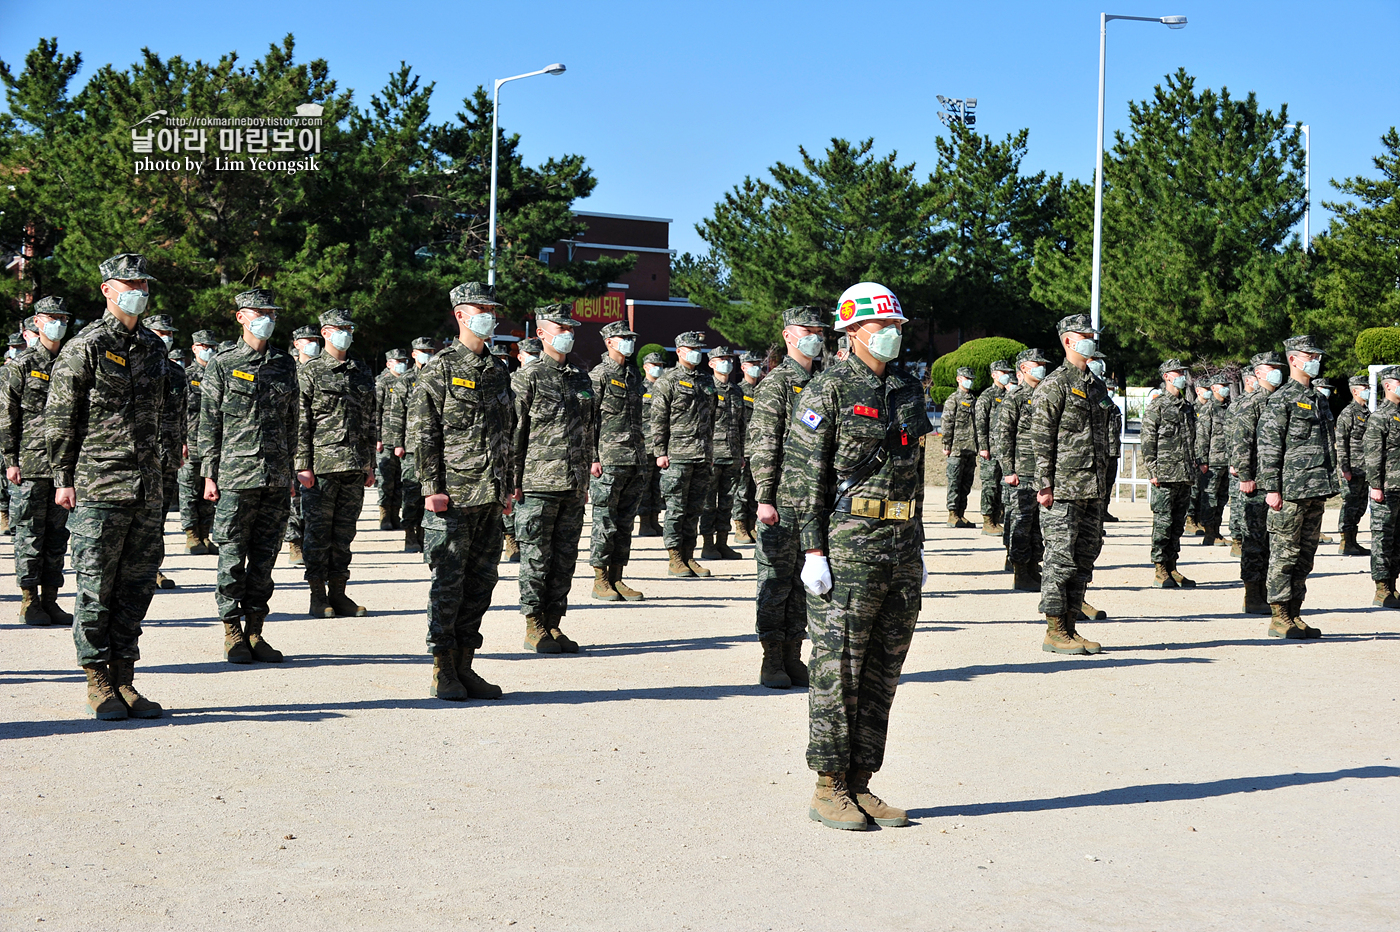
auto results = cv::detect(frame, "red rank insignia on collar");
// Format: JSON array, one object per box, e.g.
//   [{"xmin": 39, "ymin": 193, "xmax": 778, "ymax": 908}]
[{"xmin": 853, "ymin": 405, "xmax": 879, "ymax": 417}]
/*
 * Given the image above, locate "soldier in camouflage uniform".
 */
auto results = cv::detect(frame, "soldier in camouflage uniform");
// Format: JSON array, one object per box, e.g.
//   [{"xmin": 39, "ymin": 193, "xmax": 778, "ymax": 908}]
[
  {"xmin": 636, "ymin": 351, "xmax": 667, "ymax": 537},
  {"xmin": 180, "ymin": 329, "xmax": 218, "ymax": 555},
  {"xmin": 1184, "ymin": 384, "xmax": 1210, "ymax": 535},
  {"xmin": 997, "ymin": 347, "xmax": 1050, "ymax": 592},
  {"xmin": 513, "ymin": 303, "xmax": 596, "ymax": 654},
  {"xmin": 283, "ymin": 325, "xmax": 323, "ymax": 566},
  {"xmin": 145, "ymin": 315, "xmax": 186, "ymax": 590},
  {"xmin": 733, "ymin": 350, "xmax": 764, "ymax": 543},
  {"xmin": 47, "ymin": 253, "xmax": 167, "ymax": 720},
  {"xmin": 1313, "ymin": 377, "xmax": 1339, "ymax": 547},
  {"xmin": 941, "ymin": 366, "xmax": 977, "ymax": 528},
  {"xmin": 199, "ymin": 289, "xmax": 298, "ymax": 664},
  {"xmin": 0, "ymin": 332, "xmax": 22, "ymax": 537},
  {"xmin": 588, "ymin": 320, "xmax": 647, "ymax": 601},
  {"xmin": 1256, "ymin": 335, "xmax": 1337, "ymax": 639},
  {"xmin": 1226, "ymin": 368, "xmax": 1259, "ymax": 554},
  {"xmin": 1032, "ymin": 315, "xmax": 1110, "ymax": 655},
  {"xmin": 375, "ymin": 348, "xmax": 410, "ymax": 530},
  {"xmin": 1230, "ymin": 352, "xmax": 1283, "ymax": 615},
  {"xmin": 1196, "ymin": 376, "xmax": 1232, "ymax": 546},
  {"xmin": 783, "ymin": 281, "xmax": 928, "ymax": 831},
  {"xmin": 297, "ymin": 308, "xmax": 377, "ymax": 618},
  {"xmin": 387, "ymin": 336, "xmax": 437, "ymax": 554},
  {"xmin": 1100, "ymin": 366, "xmax": 1123, "ymax": 523},
  {"xmin": 749, "ymin": 306, "xmax": 826, "ymax": 689},
  {"xmin": 499, "ymin": 337, "xmax": 537, "ymax": 561},
  {"xmin": 1141, "ymin": 359, "xmax": 1204, "ymax": 588},
  {"xmin": 700, "ymin": 346, "xmax": 744, "ymax": 561},
  {"xmin": 2, "ymin": 296, "xmax": 73, "ymax": 626},
  {"xmin": 649, "ymin": 331, "xmax": 718, "ymax": 577},
  {"xmin": 974, "ymin": 359, "xmax": 1013, "ymax": 535},
  {"xmin": 1363, "ymin": 366, "xmax": 1400, "ymax": 608},
  {"xmin": 413, "ymin": 282, "xmax": 513, "ymax": 700},
  {"xmin": 1336, "ymin": 374, "xmax": 1373, "ymax": 556}
]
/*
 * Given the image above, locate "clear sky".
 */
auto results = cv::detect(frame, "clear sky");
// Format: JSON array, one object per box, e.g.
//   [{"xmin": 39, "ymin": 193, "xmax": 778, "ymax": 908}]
[{"xmin": 4, "ymin": 0, "xmax": 1396, "ymax": 259}]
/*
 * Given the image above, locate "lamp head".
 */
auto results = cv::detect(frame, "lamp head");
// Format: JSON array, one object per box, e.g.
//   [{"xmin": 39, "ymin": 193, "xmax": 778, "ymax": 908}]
[
  {"xmin": 1160, "ymin": 15, "xmax": 1187, "ymax": 28},
  {"xmin": 545, "ymin": 63, "xmax": 566, "ymax": 75}
]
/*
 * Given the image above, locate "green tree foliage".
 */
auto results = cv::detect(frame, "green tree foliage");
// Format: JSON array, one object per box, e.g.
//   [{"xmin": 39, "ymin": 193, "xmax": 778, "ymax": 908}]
[
  {"xmin": 928, "ymin": 336, "xmax": 1026, "ymax": 404},
  {"xmin": 1353, "ymin": 327, "xmax": 1400, "ymax": 368},
  {"xmin": 1031, "ymin": 69, "xmax": 1308, "ymax": 379},
  {"xmin": 0, "ymin": 36, "xmax": 631, "ymax": 357},
  {"xmin": 637, "ymin": 342, "xmax": 665, "ymax": 364}
]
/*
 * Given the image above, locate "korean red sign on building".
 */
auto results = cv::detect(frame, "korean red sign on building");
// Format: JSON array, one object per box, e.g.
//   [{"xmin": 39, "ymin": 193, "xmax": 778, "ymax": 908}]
[{"xmin": 571, "ymin": 291, "xmax": 627, "ymax": 324}]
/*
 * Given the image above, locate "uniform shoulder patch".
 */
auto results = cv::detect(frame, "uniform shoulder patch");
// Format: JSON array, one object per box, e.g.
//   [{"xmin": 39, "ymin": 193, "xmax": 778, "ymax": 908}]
[
  {"xmin": 801, "ymin": 408, "xmax": 824, "ymax": 430},
  {"xmin": 643, "ymin": 392, "xmax": 652, "ymax": 399}
]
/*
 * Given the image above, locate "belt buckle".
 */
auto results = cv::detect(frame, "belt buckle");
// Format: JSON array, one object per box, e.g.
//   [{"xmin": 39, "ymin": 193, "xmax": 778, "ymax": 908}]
[
  {"xmin": 883, "ymin": 500, "xmax": 911, "ymax": 521},
  {"xmin": 851, "ymin": 497, "xmax": 882, "ymax": 518}
]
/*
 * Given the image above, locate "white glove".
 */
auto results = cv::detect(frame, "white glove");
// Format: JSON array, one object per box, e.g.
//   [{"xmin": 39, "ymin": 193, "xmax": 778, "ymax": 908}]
[
  {"xmin": 921, "ymin": 553, "xmax": 928, "ymax": 587},
  {"xmin": 801, "ymin": 553, "xmax": 832, "ymax": 596}
]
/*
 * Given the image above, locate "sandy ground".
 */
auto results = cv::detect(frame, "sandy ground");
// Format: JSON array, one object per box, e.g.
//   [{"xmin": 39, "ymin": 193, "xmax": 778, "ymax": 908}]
[{"xmin": 2, "ymin": 495, "xmax": 1397, "ymax": 932}]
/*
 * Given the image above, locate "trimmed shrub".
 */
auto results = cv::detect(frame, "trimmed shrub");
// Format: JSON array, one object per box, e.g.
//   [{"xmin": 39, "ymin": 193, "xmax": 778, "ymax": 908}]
[
  {"xmin": 1354, "ymin": 328, "xmax": 1400, "ymax": 367},
  {"xmin": 928, "ymin": 337, "xmax": 1027, "ymax": 405}
]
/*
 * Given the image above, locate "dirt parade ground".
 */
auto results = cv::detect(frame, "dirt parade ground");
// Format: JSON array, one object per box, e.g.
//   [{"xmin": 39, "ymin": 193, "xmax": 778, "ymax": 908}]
[{"xmin": 2, "ymin": 496, "xmax": 1397, "ymax": 931}]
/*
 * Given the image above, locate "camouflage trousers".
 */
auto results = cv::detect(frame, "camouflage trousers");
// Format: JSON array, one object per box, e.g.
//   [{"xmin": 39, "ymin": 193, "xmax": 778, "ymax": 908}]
[
  {"xmin": 284, "ymin": 482, "xmax": 302, "ymax": 544},
  {"xmin": 1003, "ymin": 482, "xmax": 1043, "ymax": 568},
  {"xmin": 755, "ymin": 507, "xmax": 806, "ymax": 642},
  {"xmin": 423, "ymin": 502, "xmax": 502, "ymax": 653},
  {"xmin": 1201, "ymin": 466, "xmax": 1229, "ymax": 532},
  {"xmin": 1265, "ymin": 496, "xmax": 1326, "ymax": 605},
  {"xmin": 737, "ymin": 463, "xmax": 757, "ymax": 526},
  {"xmin": 661, "ymin": 461, "xmax": 712, "ymax": 549},
  {"xmin": 376, "ymin": 449, "xmax": 402, "ymax": 519},
  {"xmin": 1149, "ymin": 481, "xmax": 1191, "ymax": 566},
  {"xmin": 516, "ymin": 489, "xmax": 586, "ymax": 619},
  {"xmin": 806, "ymin": 557, "xmax": 921, "ymax": 774},
  {"xmin": 0, "ymin": 470, "xmax": 8, "ymax": 514},
  {"xmin": 212, "ymin": 485, "xmax": 291, "ymax": 622},
  {"xmin": 162, "ymin": 468, "xmax": 180, "ymax": 515},
  {"xmin": 69, "ymin": 501, "xmax": 163, "ymax": 666},
  {"xmin": 638, "ymin": 460, "xmax": 662, "ymax": 517},
  {"xmin": 978, "ymin": 456, "xmax": 1003, "ymax": 525},
  {"xmin": 700, "ymin": 461, "xmax": 742, "ymax": 535},
  {"xmin": 400, "ymin": 452, "xmax": 424, "ymax": 531},
  {"xmin": 1340, "ymin": 475, "xmax": 1370, "ymax": 535},
  {"xmin": 11, "ymin": 478, "xmax": 69, "ymax": 590},
  {"xmin": 1369, "ymin": 490, "xmax": 1400, "ymax": 582},
  {"xmin": 1228, "ymin": 475, "xmax": 1244, "ymax": 541},
  {"xmin": 945, "ymin": 452, "xmax": 975, "ymax": 515},
  {"xmin": 1038, "ymin": 498, "xmax": 1103, "ymax": 617},
  {"xmin": 301, "ymin": 471, "xmax": 365, "ymax": 582},
  {"xmin": 589, "ymin": 465, "xmax": 645, "ymax": 568},
  {"xmin": 1189, "ymin": 469, "xmax": 1205, "ymax": 521},
  {"xmin": 178, "ymin": 460, "xmax": 215, "ymax": 532},
  {"xmin": 1238, "ymin": 491, "xmax": 1270, "ymax": 583}
]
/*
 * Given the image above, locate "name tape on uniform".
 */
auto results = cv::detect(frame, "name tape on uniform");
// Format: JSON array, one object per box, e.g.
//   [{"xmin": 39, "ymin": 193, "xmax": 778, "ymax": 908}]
[
  {"xmin": 105, "ymin": 351, "xmax": 126, "ymax": 366},
  {"xmin": 610, "ymin": 378, "xmax": 626, "ymax": 388},
  {"xmin": 232, "ymin": 369, "xmax": 255, "ymax": 382},
  {"xmin": 679, "ymin": 380, "xmax": 693, "ymax": 388},
  {"xmin": 853, "ymin": 405, "xmax": 879, "ymax": 418},
  {"xmin": 453, "ymin": 377, "xmax": 475, "ymax": 388},
  {"xmin": 1297, "ymin": 401, "xmax": 1312, "ymax": 410},
  {"xmin": 1071, "ymin": 387, "xmax": 1086, "ymax": 398},
  {"xmin": 29, "ymin": 370, "xmax": 49, "ymax": 381}
]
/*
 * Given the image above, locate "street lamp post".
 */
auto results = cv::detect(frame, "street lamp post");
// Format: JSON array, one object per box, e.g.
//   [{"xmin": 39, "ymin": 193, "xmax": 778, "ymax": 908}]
[
  {"xmin": 1286, "ymin": 123, "xmax": 1311, "ymax": 251},
  {"xmin": 488, "ymin": 62, "xmax": 566, "ymax": 287},
  {"xmin": 1089, "ymin": 13, "xmax": 1187, "ymax": 333}
]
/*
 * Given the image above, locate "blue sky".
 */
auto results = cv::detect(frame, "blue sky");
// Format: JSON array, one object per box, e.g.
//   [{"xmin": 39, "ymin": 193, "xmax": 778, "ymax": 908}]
[{"xmin": 4, "ymin": 0, "xmax": 1396, "ymax": 258}]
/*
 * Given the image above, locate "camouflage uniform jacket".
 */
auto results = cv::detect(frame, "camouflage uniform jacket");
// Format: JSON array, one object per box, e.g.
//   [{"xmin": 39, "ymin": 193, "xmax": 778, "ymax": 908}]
[
  {"xmin": 383, "ymin": 368, "xmax": 421, "ymax": 453},
  {"xmin": 45, "ymin": 310, "xmax": 167, "ymax": 503},
  {"xmin": 1338, "ymin": 399, "xmax": 1368, "ymax": 478},
  {"xmin": 749, "ymin": 357, "xmax": 815, "ymax": 507},
  {"xmin": 973, "ymin": 383, "xmax": 1006, "ymax": 454},
  {"xmin": 1030, "ymin": 362, "xmax": 1109, "ymax": 500},
  {"xmin": 1198, "ymin": 398, "xmax": 1231, "ymax": 466},
  {"xmin": 648, "ymin": 365, "xmax": 716, "ymax": 464},
  {"xmin": 1363, "ymin": 399, "xmax": 1400, "ymax": 491},
  {"xmin": 784, "ymin": 354, "xmax": 931, "ymax": 562},
  {"xmin": 1140, "ymin": 392, "xmax": 1199, "ymax": 483},
  {"xmin": 589, "ymin": 355, "xmax": 646, "ymax": 466},
  {"xmin": 376, "ymin": 369, "xmax": 405, "ymax": 445},
  {"xmin": 1, "ymin": 342, "xmax": 60, "ymax": 479},
  {"xmin": 410, "ymin": 342, "xmax": 514, "ymax": 508},
  {"xmin": 295, "ymin": 353, "xmax": 377, "ymax": 475},
  {"xmin": 996, "ymin": 382, "xmax": 1039, "ymax": 481},
  {"xmin": 198, "ymin": 341, "xmax": 299, "ymax": 491},
  {"xmin": 513, "ymin": 353, "xmax": 596, "ymax": 493},
  {"xmin": 641, "ymin": 376, "xmax": 662, "ymax": 456},
  {"xmin": 1256, "ymin": 378, "xmax": 1340, "ymax": 500},
  {"xmin": 1229, "ymin": 389, "xmax": 1270, "ymax": 482},
  {"xmin": 160, "ymin": 356, "xmax": 187, "ymax": 472},
  {"xmin": 941, "ymin": 387, "xmax": 977, "ymax": 454},
  {"xmin": 1106, "ymin": 394, "xmax": 1123, "ymax": 460},
  {"xmin": 712, "ymin": 375, "xmax": 745, "ymax": 465},
  {"xmin": 186, "ymin": 362, "xmax": 208, "ymax": 464}
]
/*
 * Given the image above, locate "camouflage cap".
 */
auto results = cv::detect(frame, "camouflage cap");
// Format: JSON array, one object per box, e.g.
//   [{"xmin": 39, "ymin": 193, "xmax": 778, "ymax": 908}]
[
  {"xmin": 1056, "ymin": 313, "xmax": 1098, "ymax": 336},
  {"xmin": 674, "ymin": 330, "xmax": 706, "ymax": 349},
  {"xmin": 7, "ymin": 332, "xmax": 23, "ymax": 347},
  {"xmin": 385, "ymin": 347, "xmax": 409, "ymax": 361},
  {"xmin": 99, "ymin": 253, "xmax": 158, "ymax": 282},
  {"xmin": 1349, "ymin": 374, "xmax": 1371, "ymax": 387},
  {"xmin": 643, "ymin": 351, "xmax": 665, "ymax": 365},
  {"xmin": 1283, "ymin": 334, "xmax": 1324, "ymax": 355},
  {"xmin": 600, "ymin": 320, "xmax": 637, "ymax": 340},
  {"xmin": 168, "ymin": 348, "xmax": 189, "ymax": 365},
  {"xmin": 989, "ymin": 358, "xmax": 1013, "ymax": 372},
  {"xmin": 22, "ymin": 316, "xmax": 36, "ymax": 333},
  {"xmin": 411, "ymin": 336, "xmax": 438, "ymax": 353},
  {"xmin": 1209, "ymin": 373, "xmax": 1229, "ymax": 387},
  {"xmin": 318, "ymin": 308, "xmax": 354, "ymax": 328},
  {"xmin": 1089, "ymin": 350, "xmax": 1107, "ymax": 360},
  {"xmin": 234, "ymin": 288, "xmax": 281, "ymax": 311},
  {"xmin": 707, "ymin": 345, "xmax": 735, "ymax": 360},
  {"xmin": 518, "ymin": 338, "xmax": 543, "ymax": 354},
  {"xmin": 145, "ymin": 315, "xmax": 177, "ymax": 333},
  {"xmin": 741, "ymin": 350, "xmax": 765, "ymax": 364},
  {"xmin": 449, "ymin": 281, "xmax": 501, "ymax": 308},
  {"xmin": 956, "ymin": 366, "xmax": 974, "ymax": 379},
  {"xmin": 490, "ymin": 344, "xmax": 509, "ymax": 358},
  {"xmin": 191, "ymin": 329, "xmax": 219, "ymax": 346},
  {"xmin": 1313, "ymin": 378, "xmax": 1332, "ymax": 389},
  {"xmin": 1016, "ymin": 347, "xmax": 1053, "ymax": 366},
  {"xmin": 782, "ymin": 306, "xmax": 827, "ymax": 329},
  {"xmin": 1377, "ymin": 366, "xmax": 1400, "ymax": 384},
  {"xmin": 1159, "ymin": 358, "xmax": 1188, "ymax": 376},
  {"xmin": 535, "ymin": 303, "xmax": 582, "ymax": 327},
  {"xmin": 1250, "ymin": 350, "xmax": 1284, "ymax": 368},
  {"xmin": 292, "ymin": 324, "xmax": 323, "ymax": 343},
  {"xmin": 33, "ymin": 296, "xmax": 70, "ymax": 317}
]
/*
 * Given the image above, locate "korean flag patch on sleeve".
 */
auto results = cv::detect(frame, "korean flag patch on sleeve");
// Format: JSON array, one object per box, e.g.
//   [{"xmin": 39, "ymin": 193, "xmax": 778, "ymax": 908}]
[{"xmin": 801, "ymin": 408, "xmax": 824, "ymax": 430}]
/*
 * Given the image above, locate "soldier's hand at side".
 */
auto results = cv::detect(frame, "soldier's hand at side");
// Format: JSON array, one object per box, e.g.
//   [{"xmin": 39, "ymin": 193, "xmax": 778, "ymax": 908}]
[
  {"xmin": 1037, "ymin": 488, "xmax": 1054, "ymax": 508},
  {"xmin": 1240, "ymin": 479, "xmax": 1256, "ymax": 494},
  {"xmin": 943, "ymin": 449, "xmax": 951, "ymax": 458},
  {"xmin": 590, "ymin": 461, "xmax": 602, "ymax": 479},
  {"xmin": 757, "ymin": 503, "xmax": 779, "ymax": 526},
  {"xmin": 978, "ymin": 450, "xmax": 990, "ymax": 460},
  {"xmin": 182, "ymin": 443, "xmax": 188, "ymax": 462},
  {"xmin": 1150, "ymin": 477, "xmax": 1160, "ymax": 487},
  {"xmin": 1266, "ymin": 491, "xmax": 1282, "ymax": 511},
  {"xmin": 297, "ymin": 470, "xmax": 315, "ymax": 489},
  {"xmin": 5, "ymin": 466, "xmax": 19, "ymax": 484},
  {"xmin": 55, "ymin": 487, "xmax": 75, "ymax": 511},
  {"xmin": 801, "ymin": 553, "xmax": 832, "ymax": 596},
  {"xmin": 1200, "ymin": 464, "xmax": 1208, "ymax": 474},
  {"xmin": 514, "ymin": 487, "xmax": 523, "ymax": 503},
  {"xmin": 1006, "ymin": 473, "xmax": 1019, "ymax": 487},
  {"xmin": 1343, "ymin": 470, "xmax": 1353, "ymax": 481},
  {"xmin": 656, "ymin": 455, "xmax": 670, "ymax": 469},
  {"xmin": 376, "ymin": 442, "xmax": 384, "ymax": 453},
  {"xmin": 203, "ymin": 478, "xmax": 219, "ymax": 502},
  {"xmin": 394, "ymin": 447, "xmax": 404, "ymax": 458},
  {"xmin": 502, "ymin": 499, "xmax": 514, "ymax": 517},
  {"xmin": 363, "ymin": 468, "xmax": 375, "ymax": 488},
  {"xmin": 425, "ymin": 493, "xmax": 449, "ymax": 513},
  {"xmin": 1371, "ymin": 488, "xmax": 1384, "ymax": 503},
  {"xmin": 1230, "ymin": 467, "xmax": 1238, "ymax": 477}
]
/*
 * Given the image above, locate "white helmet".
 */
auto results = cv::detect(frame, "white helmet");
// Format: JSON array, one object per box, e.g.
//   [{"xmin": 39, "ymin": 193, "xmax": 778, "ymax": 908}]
[{"xmin": 834, "ymin": 282, "xmax": 907, "ymax": 331}]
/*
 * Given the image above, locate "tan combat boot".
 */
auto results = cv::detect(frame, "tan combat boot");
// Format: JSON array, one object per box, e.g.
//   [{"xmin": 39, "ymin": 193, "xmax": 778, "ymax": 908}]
[
  {"xmin": 154, "ymin": 571, "xmax": 175, "ymax": 590},
  {"xmin": 700, "ymin": 532, "xmax": 722, "ymax": 561},
  {"xmin": 1042, "ymin": 616, "xmax": 1086, "ymax": 654},
  {"xmin": 782, "ymin": 639, "xmax": 810, "ymax": 687},
  {"xmin": 547, "ymin": 615, "xmax": 580, "ymax": 654},
  {"xmin": 1012, "ymin": 564, "xmax": 1040, "ymax": 591},
  {"xmin": 20, "ymin": 588, "xmax": 52, "ymax": 626},
  {"xmin": 759, "ymin": 639, "xmax": 791, "ymax": 689},
  {"xmin": 201, "ymin": 523, "xmax": 218, "ymax": 554},
  {"xmin": 684, "ymin": 543, "xmax": 712, "ymax": 578},
  {"xmin": 1065, "ymin": 618, "xmax": 1102, "ymax": 654},
  {"xmin": 1242, "ymin": 581, "xmax": 1271, "ymax": 615},
  {"xmin": 501, "ymin": 533, "xmax": 519, "ymax": 562},
  {"xmin": 946, "ymin": 512, "xmax": 959, "ymax": 528},
  {"xmin": 223, "ymin": 619, "xmax": 253, "ymax": 664},
  {"xmin": 1379, "ymin": 579, "xmax": 1400, "ymax": 609},
  {"xmin": 378, "ymin": 505, "xmax": 393, "ymax": 531},
  {"xmin": 1152, "ymin": 564, "xmax": 1177, "ymax": 589},
  {"xmin": 184, "ymin": 527, "xmax": 209, "ymax": 555},
  {"xmin": 952, "ymin": 513, "xmax": 975, "ymax": 529},
  {"xmin": 667, "ymin": 548, "xmax": 695, "ymax": 577},
  {"xmin": 1289, "ymin": 598, "xmax": 1321, "ymax": 639},
  {"xmin": 732, "ymin": 519, "xmax": 755, "ymax": 544},
  {"xmin": 809, "ymin": 772, "xmax": 867, "ymax": 831},
  {"xmin": 308, "ymin": 580, "xmax": 333, "ymax": 619},
  {"xmin": 1268, "ymin": 603, "xmax": 1303, "ymax": 639},
  {"xmin": 1341, "ymin": 531, "xmax": 1371, "ymax": 556},
  {"xmin": 1230, "ymin": 538, "xmax": 1243, "ymax": 557},
  {"xmin": 455, "ymin": 647, "xmax": 502, "ymax": 699},
  {"xmin": 83, "ymin": 663, "xmax": 128, "ymax": 720},
  {"xmin": 430, "ymin": 650, "xmax": 468, "ymax": 700},
  {"xmin": 1184, "ymin": 516, "xmax": 1204, "ymax": 536},
  {"xmin": 40, "ymin": 586, "xmax": 72, "ymax": 626},
  {"xmin": 849, "ymin": 770, "xmax": 909, "ymax": 827},
  {"xmin": 609, "ymin": 564, "xmax": 644, "ymax": 601},
  {"xmin": 523, "ymin": 615, "xmax": 562, "ymax": 654},
  {"xmin": 591, "ymin": 565, "xmax": 622, "ymax": 601},
  {"xmin": 1168, "ymin": 566, "xmax": 1196, "ymax": 589},
  {"xmin": 1076, "ymin": 597, "xmax": 1106, "ymax": 620},
  {"xmin": 714, "ymin": 528, "xmax": 742, "ymax": 560},
  {"xmin": 244, "ymin": 613, "xmax": 284, "ymax": 663},
  {"xmin": 109, "ymin": 658, "xmax": 162, "ymax": 719},
  {"xmin": 327, "ymin": 579, "xmax": 367, "ymax": 617},
  {"xmin": 0, "ymin": 511, "xmax": 8, "ymax": 535},
  {"xmin": 982, "ymin": 516, "xmax": 1002, "ymax": 536},
  {"xmin": 287, "ymin": 540, "xmax": 304, "ymax": 566}
]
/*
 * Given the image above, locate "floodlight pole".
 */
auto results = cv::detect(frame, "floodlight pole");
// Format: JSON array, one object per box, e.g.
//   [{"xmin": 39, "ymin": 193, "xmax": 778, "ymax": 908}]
[{"xmin": 488, "ymin": 64, "xmax": 566, "ymax": 287}]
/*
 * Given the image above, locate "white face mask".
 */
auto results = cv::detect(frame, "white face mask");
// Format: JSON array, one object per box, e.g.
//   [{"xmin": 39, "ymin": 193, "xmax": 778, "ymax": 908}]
[
  {"xmin": 745, "ymin": 364, "xmax": 762, "ymax": 379},
  {"xmin": 616, "ymin": 338, "xmax": 635, "ymax": 356},
  {"xmin": 996, "ymin": 372, "xmax": 1011, "ymax": 385},
  {"xmin": 157, "ymin": 333, "xmax": 173, "ymax": 349},
  {"xmin": 467, "ymin": 313, "xmax": 496, "ymax": 339},
  {"xmin": 114, "ymin": 288, "xmax": 149, "ymax": 316},
  {"xmin": 957, "ymin": 378, "xmax": 972, "ymax": 390},
  {"xmin": 327, "ymin": 329, "xmax": 353, "ymax": 351},
  {"xmin": 246, "ymin": 315, "xmax": 276, "ymax": 341},
  {"xmin": 1172, "ymin": 376, "xmax": 1188, "ymax": 391},
  {"xmin": 1216, "ymin": 385, "xmax": 1230, "ymax": 399},
  {"xmin": 1263, "ymin": 368, "xmax": 1282, "ymax": 387},
  {"xmin": 1316, "ymin": 386, "xmax": 1331, "ymax": 397},
  {"xmin": 1301, "ymin": 358, "xmax": 1321, "ymax": 378},
  {"xmin": 548, "ymin": 329, "xmax": 575, "ymax": 354},
  {"xmin": 1071, "ymin": 337, "xmax": 1097, "ymax": 357},
  {"xmin": 1028, "ymin": 365, "xmax": 1046, "ymax": 382},
  {"xmin": 303, "ymin": 342, "xmax": 322, "ymax": 358},
  {"xmin": 1087, "ymin": 360, "xmax": 1105, "ymax": 377},
  {"xmin": 645, "ymin": 364, "xmax": 663, "ymax": 378},
  {"xmin": 41, "ymin": 319, "xmax": 68, "ymax": 341},
  {"xmin": 714, "ymin": 360, "xmax": 733, "ymax": 376},
  {"xmin": 4, "ymin": 347, "xmax": 15, "ymax": 359},
  {"xmin": 413, "ymin": 351, "xmax": 431, "ymax": 365},
  {"xmin": 795, "ymin": 334, "xmax": 824, "ymax": 359},
  {"xmin": 1361, "ymin": 389, "xmax": 1372, "ymax": 402},
  {"xmin": 24, "ymin": 332, "xmax": 39, "ymax": 348},
  {"xmin": 681, "ymin": 349, "xmax": 702, "ymax": 367},
  {"xmin": 392, "ymin": 361, "xmax": 407, "ymax": 375},
  {"xmin": 196, "ymin": 346, "xmax": 214, "ymax": 362}
]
